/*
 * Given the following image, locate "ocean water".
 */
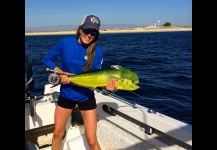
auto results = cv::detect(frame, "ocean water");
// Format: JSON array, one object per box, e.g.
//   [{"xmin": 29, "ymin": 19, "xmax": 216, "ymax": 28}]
[{"xmin": 25, "ymin": 31, "xmax": 192, "ymax": 125}]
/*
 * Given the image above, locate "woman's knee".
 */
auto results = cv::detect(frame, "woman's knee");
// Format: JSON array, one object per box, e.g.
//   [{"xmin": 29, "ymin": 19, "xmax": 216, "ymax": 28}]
[
  {"xmin": 53, "ymin": 129, "xmax": 65, "ymax": 139},
  {"xmin": 86, "ymin": 135, "xmax": 97, "ymax": 146}
]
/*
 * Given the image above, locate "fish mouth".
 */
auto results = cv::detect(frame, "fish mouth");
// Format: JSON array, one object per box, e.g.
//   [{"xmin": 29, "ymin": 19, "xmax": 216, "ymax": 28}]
[
  {"xmin": 130, "ymin": 84, "xmax": 140, "ymax": 90},
  {"xmin": 132, "ymin": 80, "xmax": 139, "ymax": 90},
  {"xmin": 125, "ymin": 82, "xmax": 140, "ymax": 91},
  {"xmin": 117, "ymin": 78, "xmax": 140, "ymax": 91}
]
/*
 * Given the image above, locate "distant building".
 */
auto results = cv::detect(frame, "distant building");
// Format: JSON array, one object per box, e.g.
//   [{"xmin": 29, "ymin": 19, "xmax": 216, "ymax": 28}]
[{"xmin": 157, "ymin": 21, "xmax": 160, "ymax": 26}]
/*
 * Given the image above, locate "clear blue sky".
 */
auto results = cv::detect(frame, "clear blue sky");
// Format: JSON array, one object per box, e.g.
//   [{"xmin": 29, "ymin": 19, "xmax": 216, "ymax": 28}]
[{"xmin": 25, "ymin": 0, "xmax": 192, "ymax": 28}]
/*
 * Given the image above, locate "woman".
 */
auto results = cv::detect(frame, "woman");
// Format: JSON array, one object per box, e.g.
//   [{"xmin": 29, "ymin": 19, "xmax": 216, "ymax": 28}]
[{"xmin": 42, "ymin": 15, "xmax": 116, "ymax": 150}]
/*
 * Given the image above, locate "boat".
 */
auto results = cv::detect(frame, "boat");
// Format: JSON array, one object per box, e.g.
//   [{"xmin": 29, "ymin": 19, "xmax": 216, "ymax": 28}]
[
  {"xmin": 25, "ymin": 83, "xmax": 192, "ymax": 150},
  {"xmin": 25, "ymin": 53, "xmax": 192, "ymax": 150}
]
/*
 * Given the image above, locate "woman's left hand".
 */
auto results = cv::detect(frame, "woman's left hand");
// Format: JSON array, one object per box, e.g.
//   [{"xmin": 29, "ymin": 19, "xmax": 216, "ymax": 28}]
[{"xmin": 106, "ymin": 78, "xmax": 117, "ymax": 91}]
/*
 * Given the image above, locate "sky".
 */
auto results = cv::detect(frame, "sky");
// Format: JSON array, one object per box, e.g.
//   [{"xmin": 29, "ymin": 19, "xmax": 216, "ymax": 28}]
[{"xmin": 25, "ymin": 0, "xmax": 192, "ymax": 28}]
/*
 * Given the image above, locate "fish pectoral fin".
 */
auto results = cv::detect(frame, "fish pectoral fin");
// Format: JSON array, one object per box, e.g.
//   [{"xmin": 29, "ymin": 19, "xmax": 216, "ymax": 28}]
[{"xmin": 105, "ymin": 89, "xmax": 118, "ymax": 95}]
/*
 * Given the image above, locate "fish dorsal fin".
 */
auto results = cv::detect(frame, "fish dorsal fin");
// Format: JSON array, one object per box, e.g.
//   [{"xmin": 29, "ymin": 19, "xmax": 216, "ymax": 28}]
[{"xmin": 111, "ymin": 65, "xmax": 121, "ymax": 69}]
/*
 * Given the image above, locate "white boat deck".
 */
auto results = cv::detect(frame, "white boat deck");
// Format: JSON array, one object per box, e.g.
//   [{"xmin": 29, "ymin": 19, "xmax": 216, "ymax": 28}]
[{"xmin": 25, "ymin": 84, "xmax": 192, "ymax": 150}]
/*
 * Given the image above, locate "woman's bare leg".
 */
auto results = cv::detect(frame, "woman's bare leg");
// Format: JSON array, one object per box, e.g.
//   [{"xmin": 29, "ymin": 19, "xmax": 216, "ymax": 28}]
[
  {"xmin": 52, "ymin": 105, "xmax": 72, "ymax": 150},
  {"xmin": 80, "ymin": 109, "xmax": 101, "ymax": 150}
]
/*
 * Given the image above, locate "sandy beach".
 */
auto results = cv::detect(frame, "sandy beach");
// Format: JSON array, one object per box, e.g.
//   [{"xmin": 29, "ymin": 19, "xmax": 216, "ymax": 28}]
[{"xmin": 25, "ymin": 26, "xmax": 192, "ymax": 36}]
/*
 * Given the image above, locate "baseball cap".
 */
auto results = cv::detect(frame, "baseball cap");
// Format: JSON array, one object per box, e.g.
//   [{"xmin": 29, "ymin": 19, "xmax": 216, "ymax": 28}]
[{"xmin": 81, "ymin": 15, "xmax": 100, "ymax": 31}]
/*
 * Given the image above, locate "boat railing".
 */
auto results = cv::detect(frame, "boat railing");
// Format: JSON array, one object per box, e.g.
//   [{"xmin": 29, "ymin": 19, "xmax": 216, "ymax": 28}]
[{"xmin": 94, "ymin": 88, "xmax": 192, "ymax": 149}]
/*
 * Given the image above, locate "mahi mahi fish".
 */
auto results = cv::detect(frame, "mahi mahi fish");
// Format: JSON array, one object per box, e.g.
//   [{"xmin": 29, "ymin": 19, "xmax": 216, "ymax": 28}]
[{"xmin": 68, "ymin": 65, "xmax": 139, "ymax": 91}]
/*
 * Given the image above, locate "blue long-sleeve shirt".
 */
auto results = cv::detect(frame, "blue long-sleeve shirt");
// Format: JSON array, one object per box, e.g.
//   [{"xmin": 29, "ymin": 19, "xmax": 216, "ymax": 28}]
[{"xmin": 42, "ymin": 36, "xmax": 103, "ymax": 102}]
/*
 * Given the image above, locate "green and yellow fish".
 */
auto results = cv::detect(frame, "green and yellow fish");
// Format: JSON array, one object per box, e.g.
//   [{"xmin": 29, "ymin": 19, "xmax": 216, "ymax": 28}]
[{"xmin": 68, "ymin": 65, "xmax": 139, "ymax": 91}]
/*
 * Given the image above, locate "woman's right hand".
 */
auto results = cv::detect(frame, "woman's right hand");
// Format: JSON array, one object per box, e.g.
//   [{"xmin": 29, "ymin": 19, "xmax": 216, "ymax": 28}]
[
  {"xmin": 53, "ymin": 67, "xmax": 73, "ymax": 84},
  {"xmin": 60, "ymin": 75, "xmax": 70, "ymax": 84}
]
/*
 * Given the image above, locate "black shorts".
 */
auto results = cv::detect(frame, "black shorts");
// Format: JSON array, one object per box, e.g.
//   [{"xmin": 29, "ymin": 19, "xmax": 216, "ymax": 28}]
[{"xmin": 57, "ymin": 95, "xmax": 97, "ymax": 110}]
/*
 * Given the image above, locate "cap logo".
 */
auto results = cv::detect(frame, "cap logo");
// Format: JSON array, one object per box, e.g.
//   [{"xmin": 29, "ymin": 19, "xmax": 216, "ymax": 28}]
[{"xmin": 90, "ymin": 17, "xmax": 99, "ymax": 25}]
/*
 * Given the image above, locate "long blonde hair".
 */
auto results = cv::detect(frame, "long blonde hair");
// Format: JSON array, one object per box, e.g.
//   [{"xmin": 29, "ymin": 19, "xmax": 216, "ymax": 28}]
[{"xmin": 76, "ymin": 25, "xmax": 99, "ymax": 72}]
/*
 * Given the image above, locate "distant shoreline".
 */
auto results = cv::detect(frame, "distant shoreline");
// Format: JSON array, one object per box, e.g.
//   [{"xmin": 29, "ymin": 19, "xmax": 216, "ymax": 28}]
[{"xmin": 25, "ymin": 26, "xmax": 192, "ymax": 36}]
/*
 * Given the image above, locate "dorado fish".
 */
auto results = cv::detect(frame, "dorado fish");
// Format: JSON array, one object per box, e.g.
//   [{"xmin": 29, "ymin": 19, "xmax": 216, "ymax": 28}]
[{"xmin": 68, "ymin": 65, "xmax": 139, "ymax": 91}]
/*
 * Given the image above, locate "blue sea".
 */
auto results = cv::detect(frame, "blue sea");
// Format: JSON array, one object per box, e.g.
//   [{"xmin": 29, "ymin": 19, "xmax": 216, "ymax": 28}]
[{"xmin": 25, "ymin": 31, "xmax": 192, "ymax": 125}]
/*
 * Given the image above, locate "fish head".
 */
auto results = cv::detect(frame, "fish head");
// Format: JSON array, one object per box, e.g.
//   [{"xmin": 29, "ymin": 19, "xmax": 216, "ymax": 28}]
[
  {"xmin": 117, "ymin": 78, "xmax": 140, "ymax": 91},
  {"xmin": 128, "ymin": 72, "xmax": 139, "ymax": 84},
  {"xmin": 120, "ymin": 67, "xmax": 139, "ymax": 85}
]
